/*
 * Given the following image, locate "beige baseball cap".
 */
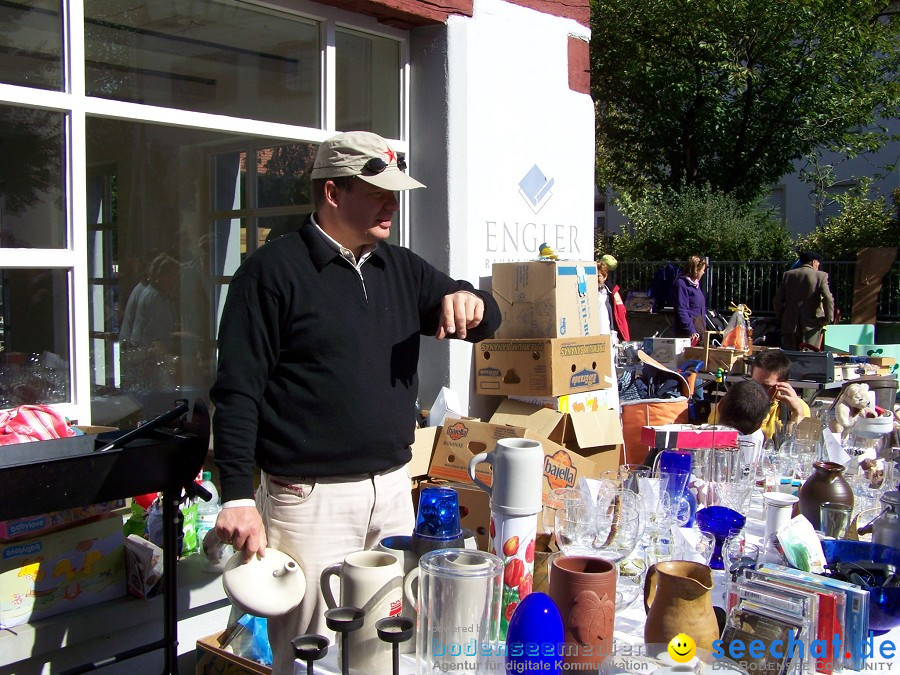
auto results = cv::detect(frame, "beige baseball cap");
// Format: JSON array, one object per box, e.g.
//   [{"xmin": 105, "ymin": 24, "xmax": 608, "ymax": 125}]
[{"xmin": 311, "ymin": 131, "xmax": 425, "ymax": 191}]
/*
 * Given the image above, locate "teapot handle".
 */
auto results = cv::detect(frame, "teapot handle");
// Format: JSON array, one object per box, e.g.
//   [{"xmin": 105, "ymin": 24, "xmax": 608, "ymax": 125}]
[
  {"xmin": 467, "ymin": 452, "xmax": 494, "ymax": 497},
  {"xmin": 643, "ymin": 563, "xmax": 658, "ymax": 614}
]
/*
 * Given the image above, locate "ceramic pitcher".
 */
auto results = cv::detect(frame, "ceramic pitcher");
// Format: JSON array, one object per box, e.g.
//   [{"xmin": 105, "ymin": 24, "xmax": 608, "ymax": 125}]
[
  {"xmin": 798, "ymin": 461, "xmax": 854, "ymax": 530},
  {"xmin": 643, "ymin": 560, "xmax": 719, "ymax": 651}
]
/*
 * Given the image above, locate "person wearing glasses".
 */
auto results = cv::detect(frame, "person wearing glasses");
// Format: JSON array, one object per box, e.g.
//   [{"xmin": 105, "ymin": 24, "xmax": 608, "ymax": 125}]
[
  {"xmin": 210, "ymin": 131, "xmax": 501, "ymax": 671},
  {"xmin": 708, "ymin": 349, "xmax": 809, "ymax": 445}
]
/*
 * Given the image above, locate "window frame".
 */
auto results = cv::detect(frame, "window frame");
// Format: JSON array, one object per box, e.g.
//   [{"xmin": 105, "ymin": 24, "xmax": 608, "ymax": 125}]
[{"xmin": 0, "ymin": 0, "xmax": 411, "ymax": 423}]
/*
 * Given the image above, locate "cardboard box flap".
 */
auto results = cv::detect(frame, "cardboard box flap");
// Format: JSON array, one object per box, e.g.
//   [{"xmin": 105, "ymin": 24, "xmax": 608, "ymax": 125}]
[
  {"xmin": 489, "ymin": 399, "xmax": 563, "ymax": 439},
  {"xmin": 408, "ymin": 426, "xmax": 439, "ymax": 478},
  {"xmin": 569, "ymin": 408, "xmax": 623, "ymax": 448}
]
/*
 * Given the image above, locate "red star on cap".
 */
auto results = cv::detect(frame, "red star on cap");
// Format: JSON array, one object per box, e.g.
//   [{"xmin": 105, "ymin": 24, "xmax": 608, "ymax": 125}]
[{"xmin": 384, "ymin": 147, "xmax": 396, "ymax": 164}]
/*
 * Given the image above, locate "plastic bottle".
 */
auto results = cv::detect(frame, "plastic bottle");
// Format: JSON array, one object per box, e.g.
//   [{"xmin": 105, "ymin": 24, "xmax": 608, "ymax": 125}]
[{"xmin": 196, "ymin": 471, "xmax": 221, "ymax": 543}]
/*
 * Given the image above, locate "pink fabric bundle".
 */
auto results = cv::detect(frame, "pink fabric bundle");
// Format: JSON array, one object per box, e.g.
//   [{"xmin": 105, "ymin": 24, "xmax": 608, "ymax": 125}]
[{"xmin": 0, "ymin": 404, "xmax": 74, "ymax": 445}]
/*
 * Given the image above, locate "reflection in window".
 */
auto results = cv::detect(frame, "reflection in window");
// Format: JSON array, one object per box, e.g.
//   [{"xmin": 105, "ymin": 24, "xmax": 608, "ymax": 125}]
[
  {"xmin": 0, "ymin": 0, "xmax": 63, "ymax": 91},
  {"xmin": 0, "ymin": 268, "xmax": 70, "ymax": 407},
  {"xmin": 84, "ymin": 0, "xmax": 320, "ymax": 126},
  {"xmin": 0, "ymin": 105, "xmax": 66, "ymax": 249},
  {"xmin": 336, "ymin": 27, "xmax": 400, "ymax": 138},
  {"xmin": 86, "ymin": 118, "xmax": 316, "ymax": 425}
]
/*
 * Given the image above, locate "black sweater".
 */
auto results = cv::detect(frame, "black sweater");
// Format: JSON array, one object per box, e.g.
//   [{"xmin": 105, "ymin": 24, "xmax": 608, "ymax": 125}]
[{"xmin": 211, "ymin": 221, "xmax": 500, "ymax": 502}]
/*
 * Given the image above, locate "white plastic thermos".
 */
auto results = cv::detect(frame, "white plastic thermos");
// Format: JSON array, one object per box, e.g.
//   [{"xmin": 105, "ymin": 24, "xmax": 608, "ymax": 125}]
[{"xmin": 468, "ymin": 437, "xmax": 544, "ymax": 639}]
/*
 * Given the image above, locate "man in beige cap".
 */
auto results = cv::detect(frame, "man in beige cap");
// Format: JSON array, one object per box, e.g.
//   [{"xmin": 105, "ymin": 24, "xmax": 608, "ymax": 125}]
[{"xmin": 211, "ymin": 131, "xmax": 500, "ymax": 670}]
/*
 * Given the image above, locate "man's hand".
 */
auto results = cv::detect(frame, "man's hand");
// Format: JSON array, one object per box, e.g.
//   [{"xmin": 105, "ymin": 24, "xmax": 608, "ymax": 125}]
[
  {"xmin": 774, "ymin": 382, "xmax": 806, "ymax": 421},
  {"xmin": 216, "ymin": 506, "xmax": 267, "ymax": 562},
  {"xmin": 436, "ymin": 291, "xmax": 485, "ymax": 340}
]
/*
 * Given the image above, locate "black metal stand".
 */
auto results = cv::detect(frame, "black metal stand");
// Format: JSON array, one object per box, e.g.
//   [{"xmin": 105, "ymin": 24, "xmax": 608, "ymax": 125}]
[{"xmin": 0, "ymin": 400, "xmax": 210, "ymax": 675}]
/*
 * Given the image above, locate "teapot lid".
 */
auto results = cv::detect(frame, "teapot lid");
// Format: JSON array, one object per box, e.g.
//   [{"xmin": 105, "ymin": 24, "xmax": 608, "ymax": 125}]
[
  {"xmin": 222, "ymin": 548, "xmax": 305, "ymax": 617},
  {"xmin": 880, "ymin": 491, "xmax": 900, "ymax": 507}
]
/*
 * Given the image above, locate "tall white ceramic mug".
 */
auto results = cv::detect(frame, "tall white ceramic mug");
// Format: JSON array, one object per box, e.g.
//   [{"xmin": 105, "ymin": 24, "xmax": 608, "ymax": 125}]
[
  {"xmin": 376, "ymin": 535, "xmax": 418, "ymax": 654},
  {"xmin": 320, "ymin": 550, "xmax": 404, "ymax": 674}
]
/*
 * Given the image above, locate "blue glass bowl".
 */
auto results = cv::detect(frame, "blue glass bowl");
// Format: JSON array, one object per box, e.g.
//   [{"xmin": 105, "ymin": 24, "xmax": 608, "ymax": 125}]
[
  {"xmin": 695, "ymin": 506, "xmax": 746, "ymax": 570},
  {"xmin": 821, "ymin": 539, "xmax": 900, "ymax": 634}
]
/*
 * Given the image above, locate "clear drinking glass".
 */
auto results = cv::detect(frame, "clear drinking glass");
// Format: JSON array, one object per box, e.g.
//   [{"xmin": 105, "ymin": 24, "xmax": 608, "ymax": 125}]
[
  {"xmin": 592, "ymin": 488, "xmax": 642, "ymax": 563},
  {"xmin": 723, "ymin": 538, "xmax": 760, "ymax": 578},
  {"xmin": 553, "ymin": 489, "xmax": 595, "ymax": 557},
  {"xmin": 616, "ymin": 557, "xmax": 647, "ymax": 611}
]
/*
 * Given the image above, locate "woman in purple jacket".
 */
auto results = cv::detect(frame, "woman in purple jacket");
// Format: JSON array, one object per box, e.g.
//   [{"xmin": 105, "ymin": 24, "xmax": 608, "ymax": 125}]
[{"xmin": 674, "ymin": 255, "xmax": 707, "ymax": 342}]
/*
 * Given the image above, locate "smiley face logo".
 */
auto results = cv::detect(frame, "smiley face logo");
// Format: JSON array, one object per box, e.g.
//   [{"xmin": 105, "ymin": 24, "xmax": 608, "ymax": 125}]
[{"xmin": 667, "ymin": 633, "xmax": 696, "ymax": 663}]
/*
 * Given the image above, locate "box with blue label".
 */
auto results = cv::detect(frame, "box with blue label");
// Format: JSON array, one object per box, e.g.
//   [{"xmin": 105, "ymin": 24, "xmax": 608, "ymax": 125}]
[
  {"xmin": 642, "ymin": 337, "xmax": 692, "ymax": 369},
  {"xmin": 0, "ymin": 514, "xmax": 126, "ymax": 627},
  {"xmin": 474, "ymin": 336, "xmax": 612, "ymax": 396},
  {"xmin": 491, "ymin": 261, "xmax": 600, "ymax": 339}
]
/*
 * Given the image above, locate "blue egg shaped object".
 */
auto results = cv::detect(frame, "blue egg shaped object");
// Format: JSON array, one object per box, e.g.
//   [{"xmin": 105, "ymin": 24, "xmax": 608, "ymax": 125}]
[{"xmin": 506, "ymin": 592, "xmax": 564, "ymax": 674}]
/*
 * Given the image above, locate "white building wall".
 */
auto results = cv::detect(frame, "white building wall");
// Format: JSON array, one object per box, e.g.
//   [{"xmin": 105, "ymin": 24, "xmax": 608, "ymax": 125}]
[{"xmin": 411, "ymin": 0, "xmax": 595, "ymax": 418}]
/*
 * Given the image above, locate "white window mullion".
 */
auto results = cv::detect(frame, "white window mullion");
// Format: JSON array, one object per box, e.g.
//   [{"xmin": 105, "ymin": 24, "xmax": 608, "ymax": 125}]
[
  {"xmin": 68, "ymin": 0, "xmax": 91, "ymax": 423},
  {"xmin": 323, "ymin": 19, "xmax": 336, "ymax": 131}
]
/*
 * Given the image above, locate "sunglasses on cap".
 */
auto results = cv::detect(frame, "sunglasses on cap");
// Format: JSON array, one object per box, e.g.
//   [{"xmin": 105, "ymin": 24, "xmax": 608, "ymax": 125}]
[{"xmin": 362, "ymin": 154, "xmax": 407, "ymax": 175}]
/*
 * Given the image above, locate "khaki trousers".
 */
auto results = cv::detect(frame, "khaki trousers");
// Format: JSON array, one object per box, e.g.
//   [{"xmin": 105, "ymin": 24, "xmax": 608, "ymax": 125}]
[{"xmin": 257, "ymin": 465, "xmax": 414, "ymax": 674}]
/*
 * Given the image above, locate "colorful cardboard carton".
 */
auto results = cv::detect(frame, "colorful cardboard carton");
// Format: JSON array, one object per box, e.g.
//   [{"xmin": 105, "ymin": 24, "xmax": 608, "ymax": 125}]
[{"xmin": 0, "ymin": 515, "xmax": 126, "ymax": 628}]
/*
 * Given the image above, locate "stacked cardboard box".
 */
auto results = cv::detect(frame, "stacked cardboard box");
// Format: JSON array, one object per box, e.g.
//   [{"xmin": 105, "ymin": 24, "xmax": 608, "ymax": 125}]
[
  {"xmin": 479, "ymin": 260, "xmax": 622, "ymax": 472},
  {"xmin": 401, "ymin": 260, "xmax": 626, "ymax": 552}
]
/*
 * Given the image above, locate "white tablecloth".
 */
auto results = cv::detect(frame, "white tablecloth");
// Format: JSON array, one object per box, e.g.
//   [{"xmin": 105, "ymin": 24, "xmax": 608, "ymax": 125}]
[{"xmin": 301, "ymin": 502, "xmax": 900, "ymax": 673}]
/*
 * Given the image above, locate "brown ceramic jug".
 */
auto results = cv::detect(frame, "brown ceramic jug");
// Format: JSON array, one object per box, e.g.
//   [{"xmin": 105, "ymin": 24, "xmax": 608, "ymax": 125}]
[
  {"xmin": 798, "ymin": 461, "xmax": 854, "ymax": 530},
  {"xmin": 643, "ymin": 560, "xmax": 719, "ymax": 651}
]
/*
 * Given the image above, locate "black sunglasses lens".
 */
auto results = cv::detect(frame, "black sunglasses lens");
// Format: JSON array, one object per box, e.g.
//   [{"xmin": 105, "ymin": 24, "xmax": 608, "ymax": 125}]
[
  {"xmin": 362, "ymin": 155, "xmax": 408, "ymax": 174},
  {"xmin": 363, "ymin": 157, "xmax": 388, "ymax": 174}
]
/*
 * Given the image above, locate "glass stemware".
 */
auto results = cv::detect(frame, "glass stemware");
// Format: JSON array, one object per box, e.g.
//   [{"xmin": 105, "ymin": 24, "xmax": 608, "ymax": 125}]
[
  {"xmin": 616, "ymin": 557, "xmax": 647, "ymax": 611},
  {"xmin": 553, "ymin": 486, "xmax": 643, "ymax": 563}
]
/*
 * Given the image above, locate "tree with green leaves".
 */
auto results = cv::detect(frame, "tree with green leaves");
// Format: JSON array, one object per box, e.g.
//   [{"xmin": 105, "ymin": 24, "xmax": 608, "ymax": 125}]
[
  {"xmin": 606, "ymin": 185, "xmax": 795, "ymax": 261},
  {"xmin": 591, "ymin": 0, "xmax": 900, "ymax": 205}
]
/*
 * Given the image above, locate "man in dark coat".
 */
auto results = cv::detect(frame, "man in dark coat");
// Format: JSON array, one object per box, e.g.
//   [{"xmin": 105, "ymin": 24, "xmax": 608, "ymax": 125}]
[{"xmin": 774, "ymin": 251, "xmax": 834, "ymax": 350}]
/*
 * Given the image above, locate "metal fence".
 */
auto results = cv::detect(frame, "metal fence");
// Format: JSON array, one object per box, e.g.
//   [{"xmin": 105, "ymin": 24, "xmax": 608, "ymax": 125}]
[{"xmin": 614, "ymin": 260, "xmax": 900, "ymax": 320}]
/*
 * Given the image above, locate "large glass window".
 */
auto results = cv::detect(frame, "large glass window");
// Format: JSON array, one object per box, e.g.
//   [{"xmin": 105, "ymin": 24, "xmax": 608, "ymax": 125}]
[
  {"xmin": 0, "ymin": 104, "xmax": 67, "ymax": 249},
  {"xmin": 336, "ymin": 27, "xmax": 400, "ymax": 138},
  {"xmin": 84, "ymin": 0, "xmax": 320, "ymax": 126},
  {"xmin": 0, "ymin": 268, "xmax": 70, "ymax": 408},
  {"xmin": 0, "ymin": 0, "xmax": 64, "ymax": 91},
  {"xmin": 86, "ymin": 118, "xmax": 319, "ymax": 424},
  {"xmin": 0, "ymin": 0, "xmax": 408, "ymax": 424}
]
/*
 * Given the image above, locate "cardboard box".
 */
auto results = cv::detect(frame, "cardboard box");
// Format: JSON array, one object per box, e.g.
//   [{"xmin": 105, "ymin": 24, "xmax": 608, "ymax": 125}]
[
  {"xmin": 492, "ymin": 261, "xmax": 600, "ymax": 339},
  {"xmin": 474, "ymin": 336, "xmax": 613, "ymax": 397},
  {"xmin": 427, "ymin": 417, "xmax": 597, "ymax": 502},
  {"xmin": 489, "ymin": 399, "xmax": 623, "ymax": 475},
  {"xmin": 196, "ymin": 629, "xmax": 272, "ymax": 675},
  {"xmin": 0, "ymin": 515, "xmax": 126, "ymax": 628},
  {"xmin": 623, "ymin": 291, "xmax": 653, "ymax": 312},
  {"xmin": 407, "ymin": 426, "xmax": 439, "ymax": 479},
  {"xmin": 0, "ymin": 499, "xmax": 126, "ymax": 542},
  {"xmin": 643, "ymin": 337, "xmax": 692, "ymax": 370},
  {"xmin": 680, "ymin": 346, "xmax": 747, "ymax": 373},
  {"xmin": 414, "ymin": 480, "xmax": 492, "ymax": 551},
  {"xmin": 510, "ymin": 389, "xmax": 617, "ymax": 413},
  {"xmin": 639, "ymin": 424, "xmax": 738, "ymax": 450}
]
